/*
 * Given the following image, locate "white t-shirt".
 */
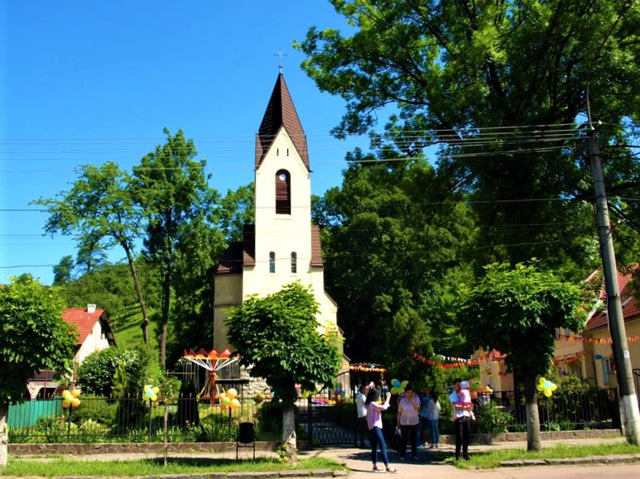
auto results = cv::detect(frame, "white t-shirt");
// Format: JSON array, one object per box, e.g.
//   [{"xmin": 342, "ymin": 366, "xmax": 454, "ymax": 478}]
[
  {"xmin": 356, "ymin": 392, "xmax": 367, "ymax": 418},
  {"xmin": 398, "ymin": 393, "xmax": 421, "ymax": 426},
  {"xmin": 428, "ymin": 400, "xmax": 441, "ymax": 420},
  {"xmin": 449, "ymin": 391, "xmax": 471, "ymax": 420}
]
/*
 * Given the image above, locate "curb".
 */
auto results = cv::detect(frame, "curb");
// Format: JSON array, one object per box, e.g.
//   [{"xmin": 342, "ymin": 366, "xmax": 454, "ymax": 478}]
[
  {"xmin": 3, "ymin": 470, "xmax": 349, "ymax": 479},
  {"xmin": 500, "ymin": 453, "xmax": 640, "ymax": 467}
]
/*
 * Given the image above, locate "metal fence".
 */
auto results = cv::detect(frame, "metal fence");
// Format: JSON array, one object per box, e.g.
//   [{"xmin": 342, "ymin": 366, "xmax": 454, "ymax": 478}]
[
  {"xmin": 7, "ymin": 388, "xmax": 620, "ymax": 445},
  {"xmin": 487, "ymin": 388, "xmax": 619, "ymax": 431}
]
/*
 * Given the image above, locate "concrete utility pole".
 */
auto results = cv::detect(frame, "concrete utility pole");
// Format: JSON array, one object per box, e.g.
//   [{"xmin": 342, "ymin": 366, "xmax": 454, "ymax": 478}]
[{"xmin": 588, "ymin": 131, "xmax": 640, "ymax": 445}]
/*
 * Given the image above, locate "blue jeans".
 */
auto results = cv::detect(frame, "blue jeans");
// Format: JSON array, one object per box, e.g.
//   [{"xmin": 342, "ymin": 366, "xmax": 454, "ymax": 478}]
[
  {"xmin": 369, "ymin": 427, "xmax": 390, "ymax": 467},
  {"xmin": 429, "ymin": 419, "xmax": 440, "ymax": 445}
]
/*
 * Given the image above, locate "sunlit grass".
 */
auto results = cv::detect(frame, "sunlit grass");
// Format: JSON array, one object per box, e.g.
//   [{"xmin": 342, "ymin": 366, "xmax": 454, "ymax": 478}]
[
  {"xmin": 3, "ymin": 456, "xmax": 345, "ymax": 477},
  {"xmin": 444, "ymin": 442, "xmax": 640, "ymax": 469}
]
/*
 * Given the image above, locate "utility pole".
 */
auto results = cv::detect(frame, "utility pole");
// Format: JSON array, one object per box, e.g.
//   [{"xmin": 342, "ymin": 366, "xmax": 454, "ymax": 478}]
[{"xmin": 588, "ymin": 130, "xmax": 640, "ymax": 445}]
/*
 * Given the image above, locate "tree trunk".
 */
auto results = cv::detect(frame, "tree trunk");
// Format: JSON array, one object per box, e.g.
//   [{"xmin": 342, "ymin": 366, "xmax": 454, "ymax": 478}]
[
  {"xmin": 281, "ymin": 396, "xmax": 298, "ymax": 463},
  {"xmin": 160, "ymin": 272, "xmax": 170, "ymax": 367},
  {"xmin": 122, "ymin": 242, "xmax": 150, "ymax": 344},
  {"xmin": 0, "ymin": 401, "xmax": 8, "ymax": 468},
  {"xmin": 523, "ymin": 375, "xmax": 542, "ymax": 451}
]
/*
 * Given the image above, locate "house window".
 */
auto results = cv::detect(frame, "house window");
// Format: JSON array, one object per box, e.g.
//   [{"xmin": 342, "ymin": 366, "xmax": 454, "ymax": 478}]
[
  {"xmin": 275, "ymin": 170, "xmax": 291, "ymax": 214},
  {"xmin": 269, "ymin": 251, "xmax": 275, "ymax": 273},
  {"xmin": 291, "ymin": 252, "xmax": 297, "ymax": 274}
]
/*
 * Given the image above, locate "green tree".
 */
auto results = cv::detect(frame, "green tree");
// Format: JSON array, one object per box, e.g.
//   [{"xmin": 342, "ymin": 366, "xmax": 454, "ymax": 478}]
[
  {"xmin": 226, "ymin": 283, "xmax": 342, "ymax": 462},
  {"xmin": 218, "ymin": 183, "xmax": 255, "ymax": 241},
  {"xmin": 297, "ymin": 0, "xmax": 640, "ymax": 275},
  {"xmin": 53, "ymin": 255, "xmax": 74, "ymax": 286},
  {"xmin": 33, "ymin": 162, "xmax": 152, "ymax": 343},
  {"xmin": 458, "ymin": 262, "xmax": 587, "ymax": 451},
  {"xmin": 131, "ymin": 128, "xmax": 218, "ymax": 367},
  {"xmin": 0, "ymin": 275, "xmax": 77, "ymax": 467},
  {"xmin": 314, "ymin": 147, "xmax": 476, "ymax": 362}
]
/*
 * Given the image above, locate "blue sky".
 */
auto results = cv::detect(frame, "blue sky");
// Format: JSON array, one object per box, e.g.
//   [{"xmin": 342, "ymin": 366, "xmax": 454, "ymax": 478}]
[{"xmin": 0, "ymin": 1, "xmax": 373, "ymax": 285}]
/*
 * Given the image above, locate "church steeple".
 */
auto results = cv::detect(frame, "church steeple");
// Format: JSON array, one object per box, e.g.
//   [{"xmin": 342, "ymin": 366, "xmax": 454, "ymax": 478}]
[{"xmin": 255, "ymin": 73, "xmax": 309, "ymax": 171}]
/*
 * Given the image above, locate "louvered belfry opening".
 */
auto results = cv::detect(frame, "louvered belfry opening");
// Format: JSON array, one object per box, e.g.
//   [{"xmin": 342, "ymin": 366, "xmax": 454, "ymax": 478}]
[{"xmin": 275, "ymin": 170, "xmax": 291, "ymax": 214}]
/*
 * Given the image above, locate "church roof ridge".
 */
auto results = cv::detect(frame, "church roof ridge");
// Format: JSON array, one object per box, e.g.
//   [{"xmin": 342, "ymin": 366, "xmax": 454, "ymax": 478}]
[{"xmin": 255, "ymin": 73, "xmax": 309, "ymax": 170}]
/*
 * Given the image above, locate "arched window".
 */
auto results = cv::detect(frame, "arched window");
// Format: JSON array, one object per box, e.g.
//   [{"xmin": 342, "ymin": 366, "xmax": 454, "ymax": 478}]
[
  {"xmin": 291, "ymin": 252, "xmax": 297, "ymax": 274},
  {"xmin": 275, "ymin": 170, "xmax": 291, "ymax": 214},
  {"xmin": 269, "ymin": 251, "xmax": 275, "ymax": 273}
]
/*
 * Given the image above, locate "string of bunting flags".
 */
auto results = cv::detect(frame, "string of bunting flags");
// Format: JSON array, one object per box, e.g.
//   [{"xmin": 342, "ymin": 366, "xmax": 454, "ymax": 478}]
[
  {"xmin": 552, "ymin": 351, "xmax": 584, "ymax": 365},
  {"xmin": 411, "ymin": 350, "xmax": 507, "ymax": 368},
  {"xmin": 556, "ymin": 333, "xmax": 640, "ymax": 344}
]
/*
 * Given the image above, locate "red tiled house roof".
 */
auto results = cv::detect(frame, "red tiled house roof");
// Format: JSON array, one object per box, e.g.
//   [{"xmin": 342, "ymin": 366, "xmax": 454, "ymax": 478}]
[
  {"xmin": 584, "ymin": 269, "xmax": 640, "ymax": 332},
  {"xmin": 61, "ymin": 307, "xmax": 116, "ymax": 346}
]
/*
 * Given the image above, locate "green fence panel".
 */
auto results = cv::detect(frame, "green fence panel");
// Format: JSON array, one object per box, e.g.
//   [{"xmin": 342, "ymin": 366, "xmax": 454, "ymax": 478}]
[{"xmin": 8, "ymin": 399, "xmax": 63, "ymax": 428}]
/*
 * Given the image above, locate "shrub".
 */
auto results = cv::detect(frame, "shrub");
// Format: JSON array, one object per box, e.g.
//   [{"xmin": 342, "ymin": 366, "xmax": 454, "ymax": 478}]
[
  {"xmin": 77, "ymin": 347, "xmax": 150, "ymax": 396},
  {"xmin": 474, "ymin": 402, "xmax": 511, "ymax": 434},
  {"xmin": 70, "ymin": 397, "xmax": 117, "ymax": 426},
  {"xmin": 332, "ymin": 401, "xmax": 357, "ymax": 429}
]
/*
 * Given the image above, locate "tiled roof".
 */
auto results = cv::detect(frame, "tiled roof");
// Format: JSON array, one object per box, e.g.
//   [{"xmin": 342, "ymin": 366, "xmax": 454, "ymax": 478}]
[
  {"xmin": 311, "ymin": 225, "xmax": 323, "ymax": 267},
  {"xmin": 216, "ymin": 225, "xmax": 256, "ymax": 275},
  {"xmin": 255, "ymin": 73, "xmax": 309, "ymax": 170},
  {"xmin": 61, "ymin": 308, "xmax": 105, "ymax": 345},
  {"xmin": 584, "ymin": 269, "xmax": 640, "ymax": 331}
]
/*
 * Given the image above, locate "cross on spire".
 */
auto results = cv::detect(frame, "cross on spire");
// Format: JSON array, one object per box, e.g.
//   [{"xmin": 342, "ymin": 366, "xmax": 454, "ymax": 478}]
[{"xmin": 274, "ymin": 50, "xmax": 287, "ymax": 73}]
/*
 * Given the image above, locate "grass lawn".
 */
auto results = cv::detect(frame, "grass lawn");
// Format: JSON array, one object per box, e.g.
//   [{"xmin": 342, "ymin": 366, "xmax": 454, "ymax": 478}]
[
  {"xmin": 444, "ymin": 442, "xmax": 640, "ymax": 469},
  {"xmin": 2, "ymin": 456, "xmax": 345, "ymax": 477}
]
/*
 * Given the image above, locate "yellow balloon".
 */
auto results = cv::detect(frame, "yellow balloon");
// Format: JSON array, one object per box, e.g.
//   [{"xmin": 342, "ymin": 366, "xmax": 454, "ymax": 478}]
[
  {"xmin": 550, "ymin": 384, "xmax": 558, "ymax": 391},
  {"xmin": 150, "ymin": 395, "xmax": 157, "ymax": 402},
  {"xmin": 62, "ymin": 400, "xmax": 71, "ymax": 408},
  {"xmin": 152, "ymin": 387, "xmax": 159, "ymax": 394},
  {"xmin": 226, "ymin": 388, "xmax": 238, "ymax": 400},
  {"xmin": 71, "ymin": 398, "xmax": 81, "ymax": 407},
  {"xmin": 539, "ymin": 377, "xmax": 546, "ymax": 386},
  {"xmin": 230, "ymin": 398, "xmax": 241, "ymax": 409},
  {"xmin": 62, "ymin": 390, "xmax": 72, "ymax": 400},
  {"xmin": 536, "ymin": 384, "xmax": 544, "ymax": 392},
  {"xmin": 71, "ymin": 389, "xmax": 80, "ymax": 398},
  {"xmin": 544, "ymin": 389, "xmax": 552, "ymax": 398},
  {"xmin": 218, "ymin": 392, "xmax": 226, "ymax": 399}
]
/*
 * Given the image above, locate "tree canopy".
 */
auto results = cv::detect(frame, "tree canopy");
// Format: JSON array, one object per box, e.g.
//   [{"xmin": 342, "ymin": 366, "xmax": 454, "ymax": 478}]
[
  {"xmin": 226, "ymin": 282, "xmax": 341, "ymax": 461},
  {"xmin": 0, "ymin": 275, "xmax": 77, "ymax": 467},
  {"xmin": 458, "ymin": 262, "xmax": 587, "ymax": 450},
  {"xmin": 298, "ymin": 0, "xmax": 640, "ymax": 274}
]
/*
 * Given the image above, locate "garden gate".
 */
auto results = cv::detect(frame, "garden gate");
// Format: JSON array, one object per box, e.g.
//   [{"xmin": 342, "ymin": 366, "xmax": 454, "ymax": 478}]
[{"xmin": 297, "ymin": 391, "xmax": 358, "ymax": 445}]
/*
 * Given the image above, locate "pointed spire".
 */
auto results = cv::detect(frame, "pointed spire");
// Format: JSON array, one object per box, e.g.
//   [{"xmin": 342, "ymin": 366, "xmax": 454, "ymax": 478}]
[{"xmin": 255, "ymin": 73, "xmax": 309, "ymax": 170}]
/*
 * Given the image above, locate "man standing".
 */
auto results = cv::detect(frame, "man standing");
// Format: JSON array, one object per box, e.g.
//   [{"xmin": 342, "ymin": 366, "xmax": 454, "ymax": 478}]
[
  {"xmin": 356, "ymin": 384, "xmax": 369, "ymax": 448},
  {"xmin": 449, "ymin": 378, "xmax": 471, "ymax": 460}
]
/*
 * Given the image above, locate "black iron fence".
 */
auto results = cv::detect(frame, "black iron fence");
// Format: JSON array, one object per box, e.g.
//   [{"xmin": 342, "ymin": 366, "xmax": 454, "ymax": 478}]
[{"xmin": 7, "ymin": 388, "xmax": 619, "ymax": 445}]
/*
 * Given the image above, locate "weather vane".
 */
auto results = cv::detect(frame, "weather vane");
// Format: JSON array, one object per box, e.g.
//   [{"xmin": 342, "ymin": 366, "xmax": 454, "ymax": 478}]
[{"xmin": 274, "ymin": 50, "xmax": 287, "ymax": 73}]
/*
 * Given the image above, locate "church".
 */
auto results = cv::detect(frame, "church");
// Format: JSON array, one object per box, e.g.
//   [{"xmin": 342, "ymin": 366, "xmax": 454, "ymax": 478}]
[{"xmin": 213, "ymin": 73, "xmax": 347, "ymax": 385}]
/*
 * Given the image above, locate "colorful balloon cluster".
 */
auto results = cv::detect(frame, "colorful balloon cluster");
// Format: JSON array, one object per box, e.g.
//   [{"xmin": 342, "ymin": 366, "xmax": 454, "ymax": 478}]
[
  {"xmin": 536, "ymin": 377, "xmax": 558, "ymax": 398},
  {"xmin": 333, "ymin": 384, "xmax": 346, "ymax": 403},
  {"xmin": 144, "ymin": 385, "xmax": 159, "ymax": 402},
  {"xmin": 390, "ymin": 379, "xmax": 408, "ymax": 395},
  {"xmin": 469, "ymin": 380, "xmax": 493, "ymax": 399},
  {"xmin": 218, "ymin": 388, "xmax": 241, "ymax": 411},
  {"xmin": 61, "ymin": 389, "xmax": 80, "ymax": 408}
]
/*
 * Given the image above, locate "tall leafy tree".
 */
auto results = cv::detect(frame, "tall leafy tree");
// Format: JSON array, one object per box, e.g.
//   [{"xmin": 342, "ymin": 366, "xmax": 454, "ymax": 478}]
[
  {"xmin": 52, "ymin": 255, "xmax": 74, "ymax": 286},
  {"xmin": 314, "ymin": 146, "xmax": 476, "ymax": 362},
  {"xmin": 298, "ymin": 0, "xmax": 640, "ymax": 275},
  {"xmin": 131, "ymin": 128, "xmax": 218, "ymax": 366},
  {"xmin": 33, "ymin": 162, "xmax": 152, "ymax": 343},
  {"xmin": 226, "ymin": 283, "xmax": 341, "ymax": 463},
  {"xmin": 458, "ymin": 262, "xmax": 587, "ymax": 451},
  {"xmin": 0, "ymin": 275, "xmax": 77, "ymax": 467}
]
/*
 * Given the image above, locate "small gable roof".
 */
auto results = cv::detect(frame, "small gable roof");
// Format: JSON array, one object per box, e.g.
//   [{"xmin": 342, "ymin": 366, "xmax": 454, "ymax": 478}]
[
  {"xmin": 255, "ymin": 73, "xmax": 309, "ymax": 171},
  {"xmin": 61, "ymin": 307, "xmax": 115, "ymax": 346},
  {"xmin": 584, "ymin": 269, "xmax": 640, "ymax": 331},
  {"xmin": 216, "ymin": 225, "xmax": 256, "ymax": 275}
]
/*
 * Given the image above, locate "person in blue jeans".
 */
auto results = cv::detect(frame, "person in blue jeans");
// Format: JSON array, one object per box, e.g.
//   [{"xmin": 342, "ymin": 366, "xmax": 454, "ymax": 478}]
[
  {"xmin": 366, "ymin": 388, "xmax": 398, "ymax": 473},
  {"xmin": 428, "ymin": 390, "xmax": 441, "ymax": 448}
]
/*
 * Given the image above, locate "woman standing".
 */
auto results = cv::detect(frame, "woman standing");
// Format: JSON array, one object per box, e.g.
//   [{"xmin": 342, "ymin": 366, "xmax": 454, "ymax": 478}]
[
  {"xmin": 397, "ymin": 384, "xmax": 421, "ymax": 460},
  {"xmin": 366, "ymin": 388, "xmax": 398, "ymax": 473},
  {"xmin": 428, "ymin": 390, "xmax": 441, "ymax": 448}
]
